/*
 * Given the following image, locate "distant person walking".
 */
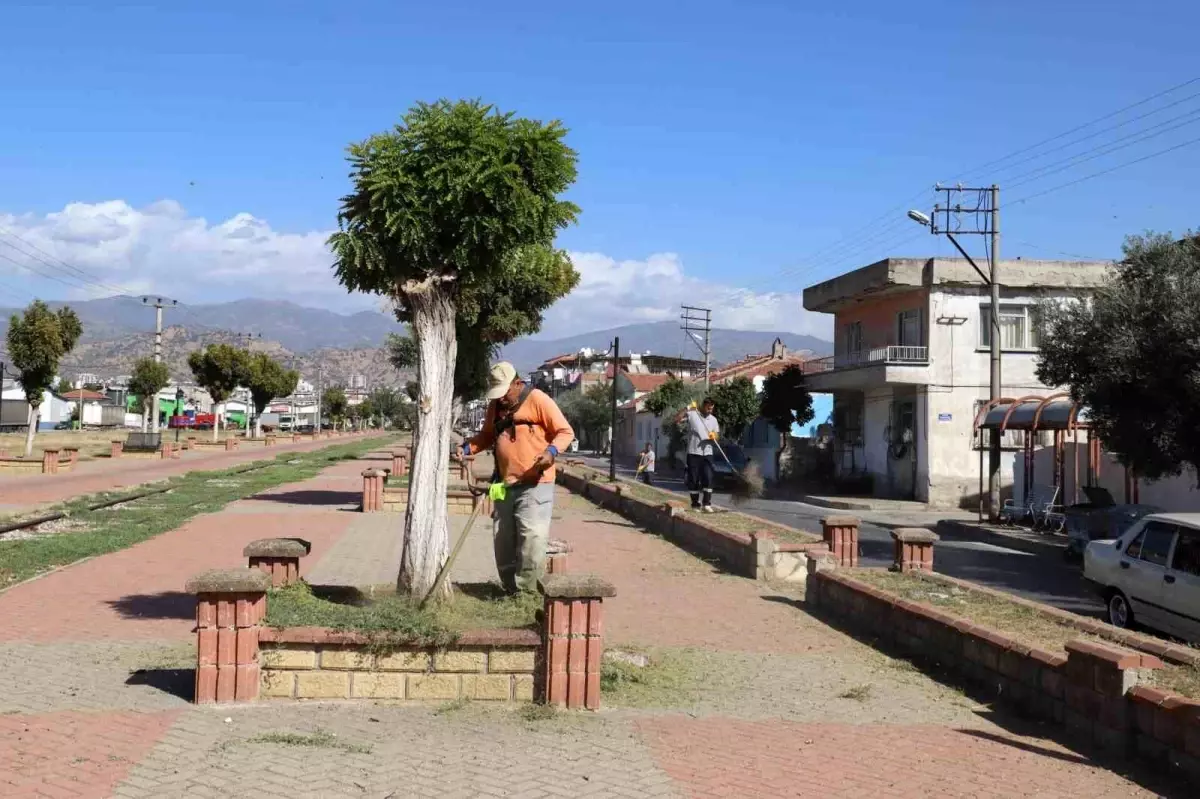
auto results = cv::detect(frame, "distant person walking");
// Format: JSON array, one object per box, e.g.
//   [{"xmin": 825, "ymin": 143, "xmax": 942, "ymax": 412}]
[
  {"xmin": 463, "ymin": 362, "xmax": 575, "ymax": 593},
  {"xmin": 636, "ymin": 443, "xmax": 656, "ymax": 485},
  {"xmin": 675, "ymin": 397, "xmax": 719, "ymax": 512}
]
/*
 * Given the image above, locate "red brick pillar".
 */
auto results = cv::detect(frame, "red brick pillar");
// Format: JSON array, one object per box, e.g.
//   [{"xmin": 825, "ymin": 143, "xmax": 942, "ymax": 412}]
[
  {"xmin": 890, "ymin": 528, "xmax": 938, "ymax": 572},
  {"xmin": 161, "ymin": 441, "xmax": 173, "ymax": 459},
  {"xmin": 187, "ymin": 436, "xmax": 197, "ymax": 451},
  {"xmin": 41, "ymin": 449, "xmax": 60, "ymax": 474},
  {"xmin": 361, "ymin": 468, "xmax": 386, "ymax": 512},
  {"xmin": 546, "ymin": 540, "xmax": 571, "ymax": 575},
  {"xmin": 265, "ymin": 435, "xmax": 276, "ymax": 447},
  {"xmin": 110, "ymin": 440, "xmax": 123, "ymax": 458},
  {"xmin": 540, "ymin": 574, "xmax": 616, "ymax": 711},
  {"xmin": 292, "ymin": 433, "xmax": 301, "ymax": 443},
  {"xmin": 225, "ymin": 437, "xmax": 238, "ymax": 452},
  {"xmin": 185, "ymin": 568, "xmax": 270, "ymax": 703},
  {"xmin": 244, "ymin": 538, "xmax": 311, "ymax": 586},
  {"xmin": 392, "ymin": 451, "xmax": 407, "ymax": 478},
  {"xmin": 63, "ymin": 448, "xmax": 79, "ymax": 468},
  {"xmin": 820, "ymin": 515, "xmax": 860, "ymax": 567}
]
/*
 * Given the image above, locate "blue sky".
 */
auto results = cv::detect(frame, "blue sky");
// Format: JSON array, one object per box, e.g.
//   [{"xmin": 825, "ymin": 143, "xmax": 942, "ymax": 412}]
[{"xmin": 0, "ymin": 0, "xmax": 1198, "ymax": 338}]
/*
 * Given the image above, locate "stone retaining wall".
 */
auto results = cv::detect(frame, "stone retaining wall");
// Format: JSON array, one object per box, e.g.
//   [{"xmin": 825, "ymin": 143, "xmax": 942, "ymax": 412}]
[
  {"xmin": 259, "ymin": 628, "xmax": 539, "ymax": 702},
  {"xmin": 806, "ymin": 566, "xmax": 1200, "ymax": 782}
]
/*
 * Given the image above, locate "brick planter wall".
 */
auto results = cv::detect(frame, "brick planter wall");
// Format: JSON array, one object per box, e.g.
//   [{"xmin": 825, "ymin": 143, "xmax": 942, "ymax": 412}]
[
  {"xmin": 806, "ymin": 567, "xmax": 1200, "ymax": 782},
  {"xmin": 0, "ymin": 457, "xmax": 43, "ymax": 475},
  {"xmin": 557, "ymin": 466, "xmax": 821, "ymax": 582},
  {"xmin": 259, "ymin": 628, "xmax": 539, "ymax": 702}
]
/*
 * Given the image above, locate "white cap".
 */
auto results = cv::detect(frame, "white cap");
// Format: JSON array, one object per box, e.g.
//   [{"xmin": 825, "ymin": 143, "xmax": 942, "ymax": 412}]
[{"xmin": 484, "ymin": 362, "xmax": 519, "ymax": 400}]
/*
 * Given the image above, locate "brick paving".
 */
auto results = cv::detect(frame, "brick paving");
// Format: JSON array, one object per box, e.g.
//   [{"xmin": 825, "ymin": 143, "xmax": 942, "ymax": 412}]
[{"xmin": 0, "ymin": 453, "xmax": 1182, "ymax": 798}]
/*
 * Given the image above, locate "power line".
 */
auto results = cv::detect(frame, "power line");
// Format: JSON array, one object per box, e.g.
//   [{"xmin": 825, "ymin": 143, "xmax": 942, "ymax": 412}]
[{"xmin": 0, "ymin": 229, "xmax": 131, "ymax": 297}]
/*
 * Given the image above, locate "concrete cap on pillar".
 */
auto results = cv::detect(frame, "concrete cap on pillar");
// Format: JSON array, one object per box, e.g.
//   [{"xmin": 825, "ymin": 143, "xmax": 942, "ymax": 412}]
[
  {"xmin": 539, "ymin": 574, "xmax": 617, "ymax": 599},
  {"xmin": 185, "ymin": 568, "xmax": 272, "ymax": 594},
  {"xmin": 890, "ymin": 528, "xmax": 939, "ymax": 543},
  {"xmin": 242, "ymin": 538, "xmax": 312, "ymax": 558}
]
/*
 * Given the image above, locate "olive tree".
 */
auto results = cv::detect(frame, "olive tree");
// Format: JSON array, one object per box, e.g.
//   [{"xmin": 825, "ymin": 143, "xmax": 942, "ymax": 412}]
[
  {"xmin": 244, "ymin": 353, "xmax": 299, "ymax": 438},
  {"xmin": 5, "ymin": 301, "xmax": 82, "ymax": 456},
  {"xmin": 187, "ymin": 344, "xmax": 248, "ymax": 442},
  {"xmin": 329, "ymin": 99, "xmax": 579, "ymax": 597}
]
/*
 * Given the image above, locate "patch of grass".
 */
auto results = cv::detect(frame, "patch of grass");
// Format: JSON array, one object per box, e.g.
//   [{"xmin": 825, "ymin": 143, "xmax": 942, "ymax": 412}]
[
  {"xmin": 517, "ymin": 702, "xmax": 558, "ymax": 723},
  {"xmin": 247, "ymin": 729, "xmax": 372, "ymax": 755},
  {"xmin": 433, "ymin": 697, "xmax": 470, "ymax": 716},
  {"xmin": 0, "ymin": 437, "xmax": 395, "ymax": 590},
  {"xmin": 264, "ymin": 582, "xmax": 540, "ymax": 654},
  {"xmin": 839, "ymin": 683, "xmax": 873, "ymax": 701},
  {"xmin": 851, "ymin": 569, "xmax": 1200, "ymax": 700},
  {"xmin": 599, "ymin": 649, "xmax": 698, "ymax": 708}
]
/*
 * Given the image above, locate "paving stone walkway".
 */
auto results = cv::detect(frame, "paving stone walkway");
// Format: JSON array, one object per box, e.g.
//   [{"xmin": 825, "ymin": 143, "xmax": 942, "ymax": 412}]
[{"xmin": 0, "ymin": 450, "xmax": 1184, "ymax": 798}]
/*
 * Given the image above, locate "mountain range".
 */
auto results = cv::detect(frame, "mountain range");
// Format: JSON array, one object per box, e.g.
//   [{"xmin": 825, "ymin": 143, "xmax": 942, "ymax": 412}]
[{"xmin": 1, "ymin": 297, "xmax": 832, "ymax": 385}]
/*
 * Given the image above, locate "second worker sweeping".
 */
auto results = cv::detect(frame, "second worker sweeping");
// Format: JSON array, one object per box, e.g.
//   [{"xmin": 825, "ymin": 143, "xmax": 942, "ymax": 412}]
[{"xmin": 674, "ymin": 397, "xmax": 720, "ymax": 512}]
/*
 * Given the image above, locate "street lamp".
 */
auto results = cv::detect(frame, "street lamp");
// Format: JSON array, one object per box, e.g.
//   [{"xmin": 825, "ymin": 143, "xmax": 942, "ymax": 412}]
[{"xmin": 174, "ymin": 388, "xmax": 185, "ymax": 444}]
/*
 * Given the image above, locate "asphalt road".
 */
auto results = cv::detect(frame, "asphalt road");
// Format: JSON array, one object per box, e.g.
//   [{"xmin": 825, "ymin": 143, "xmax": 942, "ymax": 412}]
[{"xmin": 576, "ymin": 454, "xmax": 1104, "ymax": 618}]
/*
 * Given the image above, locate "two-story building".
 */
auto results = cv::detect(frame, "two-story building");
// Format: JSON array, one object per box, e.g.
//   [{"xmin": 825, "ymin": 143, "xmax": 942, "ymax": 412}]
[{"xmin": 802, "ymin": 257, "xmax": 1111, "ymax": 507}]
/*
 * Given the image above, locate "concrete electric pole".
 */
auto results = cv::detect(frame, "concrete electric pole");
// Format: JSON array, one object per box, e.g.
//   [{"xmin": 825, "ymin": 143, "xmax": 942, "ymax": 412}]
[
  {"xmin": 142, "ymin": 296, "xmax": 177, "ymax": 434},
  {"xmin": 610, "ymin": 336, "xmax": 619, "ymax": 481},
  {"xmin": 908, "ymin": 185, "xmax": 1001, "ymax": 520},
  {"xmin": 680, "ymin": 305, "xmax": 712, "ymax": 388}
]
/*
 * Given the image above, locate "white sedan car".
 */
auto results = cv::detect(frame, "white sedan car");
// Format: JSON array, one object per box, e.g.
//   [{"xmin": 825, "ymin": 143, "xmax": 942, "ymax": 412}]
[{"xmin": 1084, "ymin": 513, "xmax": 1200, "ymax": 642}]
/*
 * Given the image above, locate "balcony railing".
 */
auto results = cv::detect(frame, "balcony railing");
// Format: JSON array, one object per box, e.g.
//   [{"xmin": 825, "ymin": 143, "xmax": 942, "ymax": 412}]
[{"xmin": 806, "ymin": 346, "xmax": 929, "ymax": 373}]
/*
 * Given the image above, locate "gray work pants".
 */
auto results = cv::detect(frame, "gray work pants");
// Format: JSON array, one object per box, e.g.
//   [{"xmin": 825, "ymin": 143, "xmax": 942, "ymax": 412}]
[{"xmin": 493, "ymin": 481, "xmax": 555, "ymax": 593}]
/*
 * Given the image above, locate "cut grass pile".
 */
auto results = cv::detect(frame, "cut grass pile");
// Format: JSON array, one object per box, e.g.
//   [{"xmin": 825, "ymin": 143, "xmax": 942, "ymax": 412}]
[
  {"xmin": 850, "ymin": 569, "xmax": 1200, "ymax": 699},
  {"xmin": 567, "ymin": 464, "xmax": 819, "ymax": 544},
  {"xmin": 0, "ymin": 436, "xmax": 394, "ymax": 590},
  {"xmin": 599, "ymin": 648, "xmax": 699, "ymax": 708},
  {"xmin": 264, "ymin": 582, "xmax": 540, "ymax": 652},
  {"xmin": 245, "ymin": 728, "xmax": 372, "ymax": 755}
]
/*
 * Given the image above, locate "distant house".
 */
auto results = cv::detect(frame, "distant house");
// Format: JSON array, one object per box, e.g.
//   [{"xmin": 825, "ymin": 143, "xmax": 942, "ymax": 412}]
[
  {"xmin": 532, "ymin": 350, "xmax": 704, "ymax": 398},
  {"xmin": 1, "ymin": 381, "xmax": 74, "ymax": 429}
]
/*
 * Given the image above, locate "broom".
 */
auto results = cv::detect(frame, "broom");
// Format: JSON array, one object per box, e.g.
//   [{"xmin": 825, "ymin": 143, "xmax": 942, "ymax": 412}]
[{"xmin": 710, "ymin": 439, "xmax": 764, "ymax": 505}]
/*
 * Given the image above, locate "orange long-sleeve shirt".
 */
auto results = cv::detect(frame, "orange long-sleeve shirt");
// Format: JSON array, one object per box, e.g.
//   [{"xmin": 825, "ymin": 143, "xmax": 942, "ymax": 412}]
[{"xmin": 468, "ymin": 388, "xmax": 574, "ymax": 484}]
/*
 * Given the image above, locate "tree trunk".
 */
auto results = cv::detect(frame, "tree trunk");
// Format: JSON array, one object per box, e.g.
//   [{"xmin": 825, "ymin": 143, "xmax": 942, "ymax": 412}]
[
  {"xmin": 398, "ymin": 280, "xmax": 457, "ymax": 599},
  {"xmin": 141, "ymin": 404, "xmax": 149, "ymax": 434},
  {"xmin": 255, "ymin": 410, "xmax": 262, "ymax": 439},
  {"xmin": 214, "ymin": 403, "xmax": 221, "ymax": 443},
  {"xmin": 23, "ymin": 403, "xmax": 38, "ymax": 458}
]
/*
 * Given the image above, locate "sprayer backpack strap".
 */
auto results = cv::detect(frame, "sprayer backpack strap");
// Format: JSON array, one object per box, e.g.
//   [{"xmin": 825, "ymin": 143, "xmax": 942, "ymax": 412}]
[{"xmin": 489, "ymin": 385, "xmax": 536, "ymax": 483}]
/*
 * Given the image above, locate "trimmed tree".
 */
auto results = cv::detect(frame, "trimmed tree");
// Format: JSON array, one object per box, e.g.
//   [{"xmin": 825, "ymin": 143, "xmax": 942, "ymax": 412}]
[
  {"xmin": 244, "ymin": 353, "xmax": 299, "ymax": 438},
  {"xmin": 1038, "ymin": 232, "xmax": 1200, "ymax": 481},
  {"xmin": 5, "ymin": 301, "xmax": 83, "ymax": 456},
  {"xmin": 368, "ymin": 387, "xmax": 402, "ymax": 428},
  {"xmin": 329, "ymin": 99, "xmax": 579, "ymax": 597},
  {"xmin": 558, "ymin": 382, "xmax": 612, "ymax": 449},
  {"xmin": 644, "ymin": 377, "xmax": 706, "ymax": 463},
  {"xmin": 187, "ymin": 344, "xmax": 249, "ymax": 442},
  {"xmin": 129, "ymin": 357, "xmax": 171, "ymax": 433},
  {"xmin": 759, "ymin": 364, "xmax": 815, "ymax": 479},
  {"xmin": 710, "ymin": 377, "xmax": 760, "ymax": 440},
  {"xmin": 322, "ymin": 386, "xmax": 348, "ymax": 430}
]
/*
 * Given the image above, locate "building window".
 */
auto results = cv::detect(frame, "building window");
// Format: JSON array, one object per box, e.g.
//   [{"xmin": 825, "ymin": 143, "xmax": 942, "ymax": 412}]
[
  {"xmin": 897, "ymin": 309, "xmax": 922, "ymax": 347},
  {"xmin": 980, "ymin": 305, "xmax": 1040, "ymax": 350},
  {"xmin": 843, "ymin": 321, "xmax": 863, "ymax": 355}
]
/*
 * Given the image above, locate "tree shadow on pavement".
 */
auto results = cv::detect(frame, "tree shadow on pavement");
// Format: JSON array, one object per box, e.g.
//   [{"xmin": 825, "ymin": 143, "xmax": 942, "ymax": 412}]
[
  {"xmin": 107, "ymin": 591, "xmax": 195, "ymax": 620},
  {"xmin": 245, "ymin": 489, "xmax": 362, "ymax": 507},
  {"xmin": 126, "ymin": 668, "xmax": 193, "ymax": 702}
]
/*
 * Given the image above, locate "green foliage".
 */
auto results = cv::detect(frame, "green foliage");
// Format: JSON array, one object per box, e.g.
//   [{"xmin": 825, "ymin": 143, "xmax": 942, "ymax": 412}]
[
  {"xmin": 367, "ymin": 387, "xmax": 403, "ymax": 425},
  {"xmin": 1037, "ymin": 232, "xmax": 1200, "ymax": 480},
  {"xmin": 403, "ymin": 381, "xmax": 420, "ymax": 402},
  {"xmin": 243, "ymin": 352, "xmax": 299, "ymax": 416},
  {"xmin": 187, "ymin": 344, "xmax": 249, "ymax": 406},
  {"xmin": 386, "ymin": 332, "xmax": 417, "ymax": 370},
  {"xmin": 5, "ymin": 300, "xmax": 83, "ymax": 409},
  {"xmin": 558, "ymin": 381, "xmax": 612, "ymax": 443},
  {"xmin": 709, "ymin": 377, "xmax": 760, "ymax": 439},
  {"xmin": 759, "ymin": 365, "xmax": 815, "ymax": 434},
  {"xmin": 322, "ymin": 386, "xmax": 349, "ymax": 423},
  {"xmin": 328, "ymin": 99, "xmax": 579, "ymax": 304},
  {"xmin": 642, "ymin": 376, "xmax": 692, "ymax": 417},
  {"xmin": 128, "ymin": 357, "xmax": 171, "ymax": 412}
]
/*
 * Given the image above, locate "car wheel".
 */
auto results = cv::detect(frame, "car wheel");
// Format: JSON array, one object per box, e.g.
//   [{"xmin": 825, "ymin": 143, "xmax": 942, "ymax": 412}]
[{"xmin": 1107, "ymin": 591, "xmax": 1133, "ymax": 629}]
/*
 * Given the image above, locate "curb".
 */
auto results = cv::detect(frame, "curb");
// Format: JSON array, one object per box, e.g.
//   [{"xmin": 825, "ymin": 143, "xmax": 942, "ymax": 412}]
[{"xmin": 934, "ymin": 518, "xmax": 1067, "ymax": 558}]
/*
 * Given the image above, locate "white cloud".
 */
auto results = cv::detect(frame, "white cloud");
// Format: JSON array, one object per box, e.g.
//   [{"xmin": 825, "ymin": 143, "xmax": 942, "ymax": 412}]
[{"xmin": 0, "ymin": 200, "xmax": 831, "ymax": 339}]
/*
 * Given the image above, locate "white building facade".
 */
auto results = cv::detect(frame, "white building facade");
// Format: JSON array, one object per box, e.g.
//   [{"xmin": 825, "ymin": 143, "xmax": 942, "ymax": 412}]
[{"xmin": 803, "ymin": 257, "xmax": 1111, "ymax": 508}]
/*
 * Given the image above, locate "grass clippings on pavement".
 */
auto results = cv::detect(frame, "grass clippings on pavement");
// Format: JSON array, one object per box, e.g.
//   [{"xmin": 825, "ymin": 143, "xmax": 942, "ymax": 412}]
[
  {"xmin": 0, "ymin": 437, "xmax": 392, "ymax": 590},
  {"xmin": 850, "ymin": 569, "xmax": 1200, "ymax": 700},
  {"xmin": 245, "ymin": 728, "xmax": 373, "ymax": 755}
]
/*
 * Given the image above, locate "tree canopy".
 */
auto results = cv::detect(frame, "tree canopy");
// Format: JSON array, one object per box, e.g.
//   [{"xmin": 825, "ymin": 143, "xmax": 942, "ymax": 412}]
[
  {"xmin": 129, "ymin": 357, "xmax": 171, "ymax": 425},
  {"xmin": 1037, "ymin": 232, "xmax": 1200, "ymax": 481},
  {"xmin": 558, "ymin": 382, "xmax": 611, "ymax": 445},
  {"xmin": 322, "ymin": 386, "xmax": 349, "ymax": 426},
  {"xmin": 243, "ymin": 353, "xmax": 299, "ymax": 437},
  {"xmin": 6, "ymin": 300, "xmax": 82, "ymax": 455},
  {"xmin": 759, "ymin": 365, "xmax": 815, "ymax": 435},
  {"xmin": 188, "ymin": 344, "xmax": 248, "ymax": 439},
  {"xmin": 642, "ymin": 376, "xmax": 692, "ymax": 417},
  {"xmin": 710, "ymin": 377, "xmax": 760, "ymax": 439}
]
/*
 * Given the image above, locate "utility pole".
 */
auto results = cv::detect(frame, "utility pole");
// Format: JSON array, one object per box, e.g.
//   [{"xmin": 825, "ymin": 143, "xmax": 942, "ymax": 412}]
[
  {"xmin": 908, "ymin": 184, "xmax": 1001, "ymax": 520},
  {"xmin": 610, "ymin": 336, "xmax": 619, "ymax": 481},
  {"xmin": 142, "ymin": 296, "xmax": 177, "ymax": 435},
  {"xmin": 680, "ymin": 305, "xmax": 712, "ymax": 388},
  {"xmin": 316, "ymin": 365, "xmax": 323, "ymax": 432}
]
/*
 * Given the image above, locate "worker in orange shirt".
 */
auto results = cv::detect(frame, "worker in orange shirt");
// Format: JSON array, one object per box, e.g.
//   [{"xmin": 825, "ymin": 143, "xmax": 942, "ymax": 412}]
[{"xmin": 462, "ymin": 362, "xmax": 575, "ymax": 593}]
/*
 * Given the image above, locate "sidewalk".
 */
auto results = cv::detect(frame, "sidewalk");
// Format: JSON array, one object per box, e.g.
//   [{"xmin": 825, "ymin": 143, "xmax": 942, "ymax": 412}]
[
  {"xmin": 0, "ymin": 453, "xmax": 1180, "ymax": 797},
  {"xmin": 0, "ymin": 434, "xmax": 380, "ymax": 515}
]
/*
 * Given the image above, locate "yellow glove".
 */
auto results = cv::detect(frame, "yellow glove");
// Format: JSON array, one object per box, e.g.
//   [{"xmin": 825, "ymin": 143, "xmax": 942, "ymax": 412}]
[
  {"xmin": 687, "ymin": 401, "xmax": 697, "ymax": 410},
  {"xmin": 708, "ymin": 431, "xmax": 718, "ymax": 440},
  {"xmin": 488, "ymin": 482, "xmax": 507, "ymax": 502}
]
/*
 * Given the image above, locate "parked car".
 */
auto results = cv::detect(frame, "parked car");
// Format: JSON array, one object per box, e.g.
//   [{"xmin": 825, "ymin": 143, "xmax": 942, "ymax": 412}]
[
  {"xmin": 1063, "ymin": 486, "xmax": 1162, "ymax": 561},
  {"xmin": 1084, "ymin": 513, "xmax": 1200, "ymax": 642}
]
